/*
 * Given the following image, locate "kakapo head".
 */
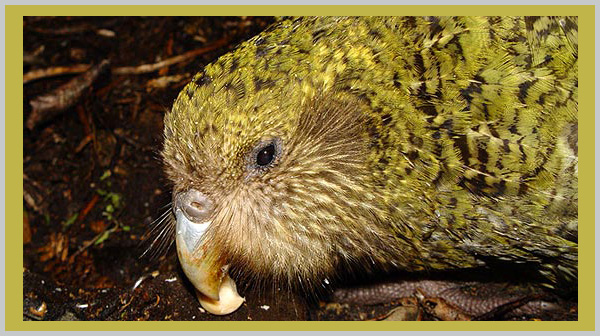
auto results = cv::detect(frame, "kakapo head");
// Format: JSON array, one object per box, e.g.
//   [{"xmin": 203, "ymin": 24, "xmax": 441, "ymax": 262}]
[
  {"xmin": 161, "ymin": 19, "xmax": 418, "ymax": 305},
  {"xmin": 162, "ymin": 69, "xmax": 399, "ymax": 295}
]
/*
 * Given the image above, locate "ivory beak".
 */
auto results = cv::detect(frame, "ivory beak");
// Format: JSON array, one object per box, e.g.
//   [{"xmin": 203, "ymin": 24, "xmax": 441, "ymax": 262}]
[{"xmin": 175, "ymin": 208, "xmax": 245, "ymax": 314}]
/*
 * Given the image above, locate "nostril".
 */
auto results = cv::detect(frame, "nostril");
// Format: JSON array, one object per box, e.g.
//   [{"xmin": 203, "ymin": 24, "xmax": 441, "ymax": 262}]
[{"xmin": 175, "ymin": 189, "xmax": 214, "ymax": 223}]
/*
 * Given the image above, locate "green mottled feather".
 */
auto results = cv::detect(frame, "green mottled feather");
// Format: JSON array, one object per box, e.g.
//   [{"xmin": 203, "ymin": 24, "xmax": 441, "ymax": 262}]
[{"xmin": 163, "ymin": 17, "xmax": 577, "ymax": 290}]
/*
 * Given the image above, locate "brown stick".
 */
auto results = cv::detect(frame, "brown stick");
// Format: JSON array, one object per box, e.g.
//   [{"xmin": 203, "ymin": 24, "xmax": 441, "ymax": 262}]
[
  {"xmin": 78, "ymin": 194, "xmax": 100, "ymax": 223},
  {"xmin": 69, "ymin": 223, "xmax": 118, "ymax": 262},
  {"xmin": 74, "ymin": 133, "xmax": 94, "ymax": 153},
  {"xmin": 112, "ymin": 37, "xmax": 228, "ymax": 75},
  {"xmin": 23, "ymin": 64, "xmax": 91, "ymax": 84},
  {"xmin": 26, "ymin": 60, "xmax": 110, "ymax": 130}
]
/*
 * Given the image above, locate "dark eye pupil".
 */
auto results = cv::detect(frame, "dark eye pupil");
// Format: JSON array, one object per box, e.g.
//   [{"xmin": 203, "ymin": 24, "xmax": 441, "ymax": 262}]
[{"xmin": 256, "ymin": 144, "xmax": 275, "ymax": 166}]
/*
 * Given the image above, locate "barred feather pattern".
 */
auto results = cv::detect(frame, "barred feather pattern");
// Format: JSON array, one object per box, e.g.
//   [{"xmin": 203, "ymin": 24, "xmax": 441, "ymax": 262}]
[{"xmin": 162, "ymin": 16, "xmax": 578, "ymax": 291}]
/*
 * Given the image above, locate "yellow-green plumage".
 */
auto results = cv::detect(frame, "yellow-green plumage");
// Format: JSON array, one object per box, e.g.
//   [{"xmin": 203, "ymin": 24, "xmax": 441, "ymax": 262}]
[{"xmin": 162, "ymin": 17, "xmax": 577, "ymax": 292}]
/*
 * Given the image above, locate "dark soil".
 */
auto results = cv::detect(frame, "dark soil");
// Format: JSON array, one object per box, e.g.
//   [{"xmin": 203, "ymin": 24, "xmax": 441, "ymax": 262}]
[{"xmin": 22, "ymin": 16, "xmax": 577, "ymax": 322}]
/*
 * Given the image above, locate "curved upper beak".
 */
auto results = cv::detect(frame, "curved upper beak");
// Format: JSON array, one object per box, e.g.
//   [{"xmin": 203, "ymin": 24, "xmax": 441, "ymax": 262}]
[
  {"xmin": 175, "ymin": 207, "xmax": 223, "ymax": 301},
  {"xmin": 173, "ymin": 190, "xmax": 245, "ymax": 314}
]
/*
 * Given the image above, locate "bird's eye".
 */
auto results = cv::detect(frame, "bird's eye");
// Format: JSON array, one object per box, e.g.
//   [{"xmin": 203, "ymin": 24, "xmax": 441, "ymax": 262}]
[
  {"xmin": 248, "ymin": 138, "xmax": 282, "ymax": 173},
  {"xmin": 256, "ymin": 143, "xmax": 275, "ymax": 166}
]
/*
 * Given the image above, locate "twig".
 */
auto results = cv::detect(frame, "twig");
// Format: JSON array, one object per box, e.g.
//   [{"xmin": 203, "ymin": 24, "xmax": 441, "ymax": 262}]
[
  {"xmin": 69, "ymin": 223, "xmax": 118, "ymax": 261},
  {"xmin": 112, "ymin": 37, "xmax": 228, "ymax": 75},
  {"xmin": 113, "ymin": 128, "xmax": 141, "ymax": 149},
  {"xmin": 23, "ymin": 64, "xmax": 91, "ymax": 84},
  {"xmin": 23, "ymin": 175, "xmax": 46, "ymax": 214},
  {"xmin": 27, "ymin": 24, "xmax": 95, "ymax": 35},
  {"xmin": 23, "ymin": 45, "xmax": 46, "ymax": 66},
  {"xmin": 130, "ymin": 93, "xmax": 142, "ymax": 122},
  {"xmin": 23, "ymin": 210, "xmax": 32, "ymax": 245},
  {"xmin": 74, "ymin": 133, "xmax": 94, "ymax": 153},
  {"xmin": 27, "ymin": 60, "xmax": 110, "ymax": 130},
  {"xmin": 159, "ymin": 34, "xmax": 175, "ymax": 76},
  {"xmin": 23, "ymin": 189, "xmax": 41, "ymax": 213},
  {"xmin": 76, "ymin": 105, "xmax": 93, "ymax": 136},
  {"xmin": 25, "ymin": 18, "xmax": 121, "ymax": 35},
  {"xmin": 118, "ymin": 295, "xmax": 135, "ymax": 315},
  {"xmin": 78, "ymin": 194, "xmax": 100, "ymax": 223}
]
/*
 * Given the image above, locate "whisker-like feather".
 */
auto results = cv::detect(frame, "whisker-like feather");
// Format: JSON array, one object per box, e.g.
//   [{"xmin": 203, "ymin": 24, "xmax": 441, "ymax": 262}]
[{"xmin": 139, "ymin": 203, "xmax": 176, "ymax": 260}]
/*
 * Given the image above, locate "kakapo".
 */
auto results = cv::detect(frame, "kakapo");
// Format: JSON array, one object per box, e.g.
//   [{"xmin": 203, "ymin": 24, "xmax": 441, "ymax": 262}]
[{"xmin": 161, "ymin": 16, "xmax": 578, "ymax": 316}]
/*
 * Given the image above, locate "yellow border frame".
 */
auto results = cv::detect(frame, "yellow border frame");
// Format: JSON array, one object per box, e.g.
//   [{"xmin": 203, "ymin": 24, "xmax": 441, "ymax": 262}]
[{"xmin": 6, "ymin": 5, "xmax": 595, "ymax": 331}]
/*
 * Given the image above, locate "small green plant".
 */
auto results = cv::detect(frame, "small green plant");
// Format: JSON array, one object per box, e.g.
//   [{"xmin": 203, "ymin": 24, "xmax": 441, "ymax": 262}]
[
  {"xmin": 93, "ymin": 181, "xmax": 128, "ymax": 245},
  {"xmin": 62, "ymin": 213, "xmax": 79, "ymax": 229}
]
